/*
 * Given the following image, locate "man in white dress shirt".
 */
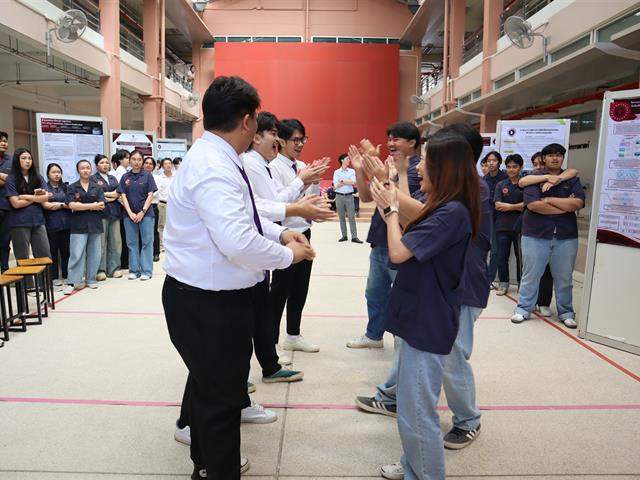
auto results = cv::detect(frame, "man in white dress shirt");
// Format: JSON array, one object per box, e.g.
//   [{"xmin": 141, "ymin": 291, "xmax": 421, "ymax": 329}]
[
  {"xmin": 333, "ymin": 153, "xmax": 362, "ymax": 243},
  {"xmin": 162, "ymin": 76, "xmax": 315, "ymax": 480},
  {"xmin": 268, "ymin": 119, "xmax": 328, "ymax": 353}
]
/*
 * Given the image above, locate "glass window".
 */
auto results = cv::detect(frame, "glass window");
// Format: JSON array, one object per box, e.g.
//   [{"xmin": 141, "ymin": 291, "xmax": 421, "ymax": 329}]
[
  {"xmin": 253, "ymin": 36, "xmax": 276, "ymax": 43},
  {"xmin": 597, "ymin": 9, "xmax": 640, "ymax": 42},
  {"xmin": 313, "ymin": 37, "xmax": 337, "ymax": 43},
  {"xmin": 579, "ymin": 111, "xmax": 597, "ymax": 131},
  {"xmin": 278, "ymin": 37, "xmax": 302, "ymax": 43},
  {"xmin": 550, "ymin": 35, "xmax": 590, "ymax": 63},
  {"xmin": 471, "ymin": 88, "xmax": 482, "ymax": 100},
  {"xmin": 519, "ymin": 58, "xmax": 547, "ymax": 78},
  {"xmin": 494, "ymin": 72, "xmax": 515, "ymax": 90},
  {"xmin": 363, "ymin": 38, "xmax": 387, "ymax": 44},
  {"xmin": 338, "ymin": 37, "xmax": 362, "ymax": 43},
  {"xmin": 432, "ymin": 108, "xmax": 442, "ymax": 118},
  {"xmin": 227, "ymin": 36, "xmax": 251, "ymax": 43},
  {"xmin": 214, "ymin": 37, "xmax": 227, "ymax": 42}
]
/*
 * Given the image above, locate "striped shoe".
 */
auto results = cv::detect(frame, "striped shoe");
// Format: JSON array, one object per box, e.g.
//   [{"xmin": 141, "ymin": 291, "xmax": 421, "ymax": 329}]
[
  {"xmin": 443, "ymin": 424, "xmax": 481, "ymax": 450},
  {"xmin": 355, "ymin": 396, "xmax": 397, "ymax": 418}
]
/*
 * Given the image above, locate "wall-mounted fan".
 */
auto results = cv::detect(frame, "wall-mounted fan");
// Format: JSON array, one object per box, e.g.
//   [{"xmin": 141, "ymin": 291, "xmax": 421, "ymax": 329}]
[
  {"xmin": 46, "ymin": 9, "xmax": 88, "ymax": 59},
  {"xmin": 504, "ymin": 16, "xmax": 548, "ymax": 58},
  {"xmin": 186, "ymin": 92, "xmax": 200, "ymax": 107}
]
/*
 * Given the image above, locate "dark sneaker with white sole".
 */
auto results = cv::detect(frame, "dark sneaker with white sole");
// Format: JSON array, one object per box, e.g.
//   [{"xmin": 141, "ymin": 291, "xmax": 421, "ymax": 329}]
[
  {"xmin": 355, "ymin": 396, "xmax": 397, "ymax": 417},
  {"xmin": 443, "ymin": 424, "xmax": 481, "ymax": 450}
]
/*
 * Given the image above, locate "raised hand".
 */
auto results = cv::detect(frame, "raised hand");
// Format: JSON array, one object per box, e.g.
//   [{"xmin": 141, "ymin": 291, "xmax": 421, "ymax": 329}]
[
  {"xmin": 348, "ymin": 145, "xmax": 364, "ymax": 170},
  {"xmin": 386, "ymin": 156, "xmax": 398, "ymax": 181},
  {"xmin": 370, "ymin": 177, "xmax": 398, "ymax": 210},
  {"xmin": 363, "ymin": 154, "xmax": 389, "ymax": 182},
  {"xmin": 295, "ymin": 195, "xmax": 335, "ymax": 222},
  {"xmin": 360, "ymin": 138, "xmax": 381, "ymax": 156}
]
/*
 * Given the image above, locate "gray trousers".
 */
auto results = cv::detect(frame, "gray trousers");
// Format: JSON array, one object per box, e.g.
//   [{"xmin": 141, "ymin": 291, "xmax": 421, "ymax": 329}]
[
  {"xmin": 336, "ymin": 193, "xmax": 358, "ymax": 239},
  {"xmin": 10, "ymin": 225, "xmax": 51, "ymax": 261}
]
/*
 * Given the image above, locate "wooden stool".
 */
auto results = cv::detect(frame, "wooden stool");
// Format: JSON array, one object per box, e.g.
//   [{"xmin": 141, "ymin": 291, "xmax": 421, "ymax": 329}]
[
  {"xmin": 17, "ymin": 257, "xmax": 55, "ymax": 310},
  {"xmin": 4, "ymin": 265, "xmax": 48, "ymax": 325},
  {"xmin": 0, "ymin": 274, "xmax": 27, "ymax": 339}
]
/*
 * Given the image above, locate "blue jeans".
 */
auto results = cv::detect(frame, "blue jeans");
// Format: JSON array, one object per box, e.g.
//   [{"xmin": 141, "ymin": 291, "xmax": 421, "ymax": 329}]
[
  {"xmin": 123, "ymin": 216, "xmax": 154, "ymax": 277},
  {"xmin": 515, "ymin": 235, "xmax": 578, "ymax": 320},
  {"xmin": 99, "ymin": 219, "xmax": 122, "ymax": 276},
  {"xmin": 442, "ymin": 306, "xmax": 482, "ymax": 431},
  {"xmin": 67, "ymin": 233, "xmax": 101, "ymax": 286},
  {"xmin": 364, "ymin": 247, "xmax": 397, "ymax": 341},
  {"xmin": 496, "ymin": 231, "xmax": 521, "ymax": 287},
  {"xmin": 397, "ymin": 341, "xmax": 447, "ymax": 480},
  {"xmin": 375, "ymin": 336, "xmax": 402, "ymax": 404},
  {"xmin": 487, "ymin": 227, "xmax": 498, "ymax": 284}
]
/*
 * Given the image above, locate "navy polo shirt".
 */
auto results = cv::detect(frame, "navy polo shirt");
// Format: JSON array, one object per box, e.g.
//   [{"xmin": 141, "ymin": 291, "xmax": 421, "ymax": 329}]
[
  {"xmin": 66, "ymin": 180, "xmax": 105, "ymax": 234},
  {"xmin": 385, "ymin": 201, "xmax": 472, "ymax": 355},
  {"xmin": 44, "ymin": 181, "xmax": 71, "ymax": 232},
  {"xmin": 92, "ymin": 172, "xmax": 121, "ymax": 221},
  {"xmin": 483, "ymin": 170, "xmax": 508, "ymax": 206},
  {"xmin": 522, "ymin": 171, "xmax": 585, "ymax": 240},
  {"xmin": 117, "ymin": 170, "xmax": 157, "ymax": 217},
  {"xmin": 4, "ymin": 173, "xmax": 46, "ymax": 228},
  {"xmin": 0, "ymin": 153, "xmax": 12, "ymax": 211},
  {"xmin": 494, "ymin": 178, "xmax": 523, "ymax": 232}
]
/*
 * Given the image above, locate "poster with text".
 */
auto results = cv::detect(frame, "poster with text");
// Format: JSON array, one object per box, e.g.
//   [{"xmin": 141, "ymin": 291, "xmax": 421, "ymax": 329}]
[
  {"xmin": 36, "ymin": 114, "xmax": 106, "ymax": 184},
  {"xmin": 478, "ymin": 133, "xmax": 496, "ymax": 175},
  {"xmin": 155, "ymin": 138, "xmax": 188, "ymax": 162},
  {"xmin": 596, "ymin": 96, "xmax": 640, "ymax": 248},
  {"xmin": 497, "ymin": 119, "xmax": 570, "ymax": 171},
  {"xmin": 111, "ymin": 130, "xmax": 155, "ymax": 157}
]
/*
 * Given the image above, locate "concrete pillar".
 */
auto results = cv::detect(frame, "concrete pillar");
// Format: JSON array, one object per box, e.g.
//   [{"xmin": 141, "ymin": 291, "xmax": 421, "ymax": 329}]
[
  {"xmin": 449, "ymin": 0, "xmax": 465, "ymax": 79},
  {"xmin": 143, "ymin": 0, "xmax": 162, "ymax": 138},
  {"xmin": 191, "ymin": 45, "xmax": 215, "ymax": 141},
  {"xmin": 99, "ymin": 0, "xmax": 121, "ymax": 141},
  {"xmin": 480, "ymin": 113, "xmax": 499, "ymax": 132},
  {"xmin": 481, "ymin": 0, "xmax": 503, "ymax": 96}
]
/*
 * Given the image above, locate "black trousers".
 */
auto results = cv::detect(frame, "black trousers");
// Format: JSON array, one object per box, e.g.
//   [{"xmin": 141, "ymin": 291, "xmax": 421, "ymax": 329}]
[
  {"xmin": 0, "ymin": 209, "xmax": 11, "ymax": 271},
  {"xmin": 253, "ymin": 278, "xmax": 281, "ymax": 377},
  {"xmin": 120, "ymin": 219, "xmax": 128, "ymax": 269},
  {"xmin": 269, "ymin": 228, "xmax": 312, "ymax": 341},
  {"xmin": 163, "ymin": 276, "xmax": 253, "ymax": 479},
  {"xmin": 152, "ymin": 204, "xmax": 160, "ymax": 256},
  {"xmin": 537, "ymin": 264, "xmax": 553, "ymax": 307},
  {"xmin": 47, "ymin": 229, "xmax": 70, "ymax": 279}
]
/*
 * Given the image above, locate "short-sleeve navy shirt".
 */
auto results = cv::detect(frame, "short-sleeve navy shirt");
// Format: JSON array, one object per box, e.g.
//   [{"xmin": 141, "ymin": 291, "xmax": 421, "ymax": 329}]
[
  {"xmin": 494, "ymin": 178, "xmax": 523, "ymax": 232},
  {"xmin": 117, "ymin": 170, "xmax": 157, "ymax": 217},
  {"xmin": 92, "ymin": 172, "xmax": 121, "ymax": 221},
  {"xmin": 522, "ymin": 171, "xmax": 585, "ymax": 240},
  {"xmin": 44, "ymin": 181, "xmax": 71, "ymax": 232},
  {"xmin": 483, "ymin": 170, "xmax": 508, "ymax": 206},
  {"xmin": 385, "ymin": 201, "xmax": 471, "ymax": 355},
  {"xmin": 4, "ymin": 173, "xmax": 46, "ymax": 228},
  {"xmin": 66, "ymin": 180, "xmax": 105, "ymax": 234},
  {"xmin": 0, "ymin": 153, "xmax": 13, "ymax": 211}
]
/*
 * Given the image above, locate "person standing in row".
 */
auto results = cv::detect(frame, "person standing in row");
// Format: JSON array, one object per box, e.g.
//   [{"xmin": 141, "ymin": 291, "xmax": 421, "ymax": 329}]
[
  {"xmin": 333, "ymin": 153, "xmax": 362, "ymax": 244},
  {"xmin": 0, "ymin": 131, "xmax": 13, "ymax": 272},
  {"xmin": 112, "ymin": 150, "xmax": 130, "ymax": 271},
  {"xmin": 43, "ymin": 163, "xmax": 71, "ymax": 285},
  {"xmin": 118, "ymin": 150, "xmax": 157, "ymax": 281},
  {"xmin": 143, "ymin": 156, "xmax": 161, "ymax": 262},
  {"xmin": 93, "ymin": 154, "xmax": 122, "ymax": 280},
  {"xmin": 155, "ymin": 158, "xmax": 174, "ymax": 252},
  {"xmin": 483, "ymin": 150, "xmax": 507, "ymax": 287},
  {"xmin": 64, "ymin": 160, "xmax": 105, "ymax": 294}
]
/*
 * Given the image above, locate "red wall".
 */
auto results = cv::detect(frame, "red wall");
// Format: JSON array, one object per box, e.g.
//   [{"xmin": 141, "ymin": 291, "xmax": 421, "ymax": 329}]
[{"xmin": 214, "ymin": 43, "xmax": 399, "ymax": 177}]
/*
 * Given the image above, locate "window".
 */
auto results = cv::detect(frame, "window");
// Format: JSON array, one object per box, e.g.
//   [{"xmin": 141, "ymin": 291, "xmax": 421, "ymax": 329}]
[
  {"xmin": 278, "ymin": 37, "xmax": 302, "ymax": 43},
  {"xmin": 550, "ymin": 35, "xmax": 590, "ymax": 63},
  {"xmin": 519, "ymin": 58, "xmax": 547, "ymax": 78},
  {"xmin": 459, "ymin": 94, "xmax": 472, "ymax": 105},
  {"xmin": 253, "ymin": 36, "xmax": 277, "ymax": 43},
  {"xmin": 597, "ymin": 9, "xmax": 640, "ymax": 42},
  {"xmin": 227, "ymin": 36, "xmax": 251, "ymax": 43},
  {"xmin": 471, "ymin": 88, "xmax": 482, "ymax": 100},
  {"xmin": 313, "ymin": 37, "xmax": 337, "ymax": 43},
  {"xmin": 568, "ymin": 111, "xmax": 597, "ymax": 132},
  {"xmin": 363, "ymin": 38, "xmax": 387, "ymax": 44},
  {"xmin": 494, "ymin": 72, "xmax": 515, "ymax": 90},
  {"xmin": 432, "ymin": 108, "xmax": 442, "ymax": 118},
  {"xmin": 338, "ymin": 37, "xmax": 362, "ymax": 44}
]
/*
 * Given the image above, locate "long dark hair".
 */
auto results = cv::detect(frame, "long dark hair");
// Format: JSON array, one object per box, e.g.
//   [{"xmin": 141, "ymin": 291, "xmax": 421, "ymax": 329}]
[
  {"xmin": 405, "ymin": 130, "xmax": 481, "ymax": 239},
  {"xmin": 12, "ymin": 148, "xmax": 42, "ymax": 194},
  {"xmin": 46, "ymin": 162, "xmax": 67, "ymax": 193}
]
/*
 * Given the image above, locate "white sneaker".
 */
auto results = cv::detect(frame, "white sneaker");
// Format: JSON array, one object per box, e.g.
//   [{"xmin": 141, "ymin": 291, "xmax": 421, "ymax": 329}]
[
  {"xmin": 87, "ymin": 283, "xmax": 98, "ymax": 289},
  {"xmin": 63, "ymin": 284, "xmax": 74, "ymax": 295},
  {"xmin": 240, "ymin": 457, "xmax": 250, "ymax": 474},
  {"xmin": 112, "ymin": 270, "xmax": 123, "ymax": 278},
  {"xmin": 538, "ymin": 306, "xmax": 552, "ymax": 317},
  {"xmin": 241, "ymin": 401, "xmax": 277, "ymax": 424},
  {"xmin": 53, "ymin": 278, "xmax": 64, "ymax": 287},
  {"xmin": 563, "ymin": 318, "xmax": 577, "ymax": 329},
  {"xmin": 140, "ymin": 274, "xmax": 151, "ymax": 281},
  {"xmin": 511, "ymin": 313, "xmax": 526, "ymax": 324},
  {"xmin": 174, "ymin": 422, "xmax": 191, "ymax": 445},
  {"xmin": 381, "ymin": 462, "xmax": 404, "ymax": 479},
  {"xmin": 495, "ymin": 284, "xmax": 509, "ymax": 296},
  {"xmin": 96, "ymin": 272, "xmax": 107, "ymax": 281},
  {"xmin": 282, "ymin": 335, "xmax": 319, "ymax": 353},
  {"xmin": 276, "ymin": 347, "xmax": 292, "ymax": 365},
  {"xmin": 347, "ymin": 335, "xmax": 384, "ymax": 349},
  {"xmin": 128, "ymin": 273, "xmax": 138, "ymax": 280}
]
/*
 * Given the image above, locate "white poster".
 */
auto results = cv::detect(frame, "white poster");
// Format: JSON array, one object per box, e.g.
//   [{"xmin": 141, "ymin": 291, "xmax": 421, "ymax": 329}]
[
  {"xmin": 111, "ymin": 130, "xmax": 155, "ymax": 157},
  {"xmin": 478, "ymin": 133, "xmax": 496, "ymax": 175},
  {"xmin": 36, "ymin": 114, "xmax": 106, "ymax": 183},
  {"xmin": 155, "ymin": 138, "xmax": 188, "ymax": 161},
  {"xmin": 596, "ymin": 95, "xmax": 640, "ymax": 248},
  {"xmin": 497, "ymin": 119, "xmax": 571, "ymax": 171}
]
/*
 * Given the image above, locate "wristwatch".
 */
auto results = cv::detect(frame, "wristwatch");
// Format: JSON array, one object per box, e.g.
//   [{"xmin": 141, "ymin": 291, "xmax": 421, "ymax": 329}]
[
  {"xmin": 142, "ymin": 208, "xmax": 147, "ymax": 214},
  {"xmin": 383, "ymin": 206, "xmax": 399, "ymax": 217}
]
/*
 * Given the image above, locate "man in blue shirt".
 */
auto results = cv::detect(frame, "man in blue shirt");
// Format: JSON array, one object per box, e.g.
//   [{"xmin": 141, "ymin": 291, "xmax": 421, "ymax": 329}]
[
  {"xmin": 0, "ymin": 131, "xmax": 13, "ymax": 271},
  {"xmin": 333, "ymin": 154, "xmax": 361, "ymax": 243}
]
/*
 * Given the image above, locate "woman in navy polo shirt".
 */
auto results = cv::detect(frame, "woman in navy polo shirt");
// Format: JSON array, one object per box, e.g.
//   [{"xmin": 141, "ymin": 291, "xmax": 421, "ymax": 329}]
[
  {"xmin": 64, "ymin": 160, "xmax": 105, "ymax": 294},
  {"xmin": 118, "ymin": 149, "xmax": 157, "ymax": 280},
  {"xmin": 42, "ymin": 163, "xmax": 71, "ymax": 285},
  {"xmin": 5, "ymin": 148, "xmax": 52, "ymax": 262},
  {"xmin": 93, "ymin": 154, "xmax": 122, "ymax": 280},
  {"xmin": 370, "ymin": 130, "xmax": 480, "ymax": 480}
]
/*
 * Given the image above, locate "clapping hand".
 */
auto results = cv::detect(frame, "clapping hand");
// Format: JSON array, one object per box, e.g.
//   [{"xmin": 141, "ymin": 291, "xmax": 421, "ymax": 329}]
[
  {"xmin": 348, "ymin": 145, "xmax": 364, "ymax": 170},
  {"xmin": 370, "ymin": 177, "xmax": 399, "ymax": 221},
  {"xmin": 362, "ymin": 154, "xmax": 389, "ymax": 182},
  {"xmin": 360, "ymin": 138, "xmax": 381, "ymax": 156}
]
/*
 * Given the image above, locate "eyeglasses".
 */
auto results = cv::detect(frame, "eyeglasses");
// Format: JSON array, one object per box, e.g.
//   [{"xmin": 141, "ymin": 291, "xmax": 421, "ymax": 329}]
[{"xmin": 289, "ymin": 136, "xmax": 308, "ymax": 145}]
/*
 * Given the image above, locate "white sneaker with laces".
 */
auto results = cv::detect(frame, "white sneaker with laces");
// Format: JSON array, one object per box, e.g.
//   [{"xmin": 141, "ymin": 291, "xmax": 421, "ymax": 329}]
[
  {"xmin": 241, "ymin": 401, "xmax": 277, "ymax": 424},
  {"xmin": 128, "ymin": 273, "xmax": 138, "ymax": 280},
  {"xmin": 63, "ymin": 285, "xmax": 74, "ymax": 295},
  {"xmin": 346, "ymin": 335, "xmax": 384, "ymax": 349},
  {"xmin": 112, "ymin": 270, "xmax": 123, "ymax": 278},
  {"xmin": 381, "ymin": 462, "xmax": 404, "ymax": 479},
  {"xmin": 96, "ymin": 272, "xmax": 107, "ymax": 281},
  {"xmin": 276, "ymin": 347, "xmax": 292, "ymax": 365},
  {"xmin": 538, "ymin": 306, "xmax": 552, "ymax": 317},
  {"xmin": 140, "ymin": 274, "xmax": 151, "ymax": 281},
  {"xmin": 563, "ymin": 318, "xmax": 577, "ymax": 329},
  {"xmin": 282, "ymin": 335, "xmax": 319, "ymax": 353},
  {"xmin": 174, "ymin": 422, "xmax": 190, "ymax": 445},
  {"xmin": 511, "ymin": 313, "xmax": 526, "ymax": 324},
  {"xmin": 87, "ymin": 283, "xmax": 98, "ymax": 289}
]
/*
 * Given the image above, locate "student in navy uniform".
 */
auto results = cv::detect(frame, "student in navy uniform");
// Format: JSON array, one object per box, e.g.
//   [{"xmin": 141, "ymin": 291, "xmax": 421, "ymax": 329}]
[
  {"xmin": 143, "ymin": 156, "xmax": 161, "ymax": 262},
  {"xmin": 512, "ymin": 143, "xmax": 584, "ymax": 328},
  {"xmin": 93, "ymin": 154, "xmax": 122, "ymax": 280},
  {"xmin": 118, "ymin": 149, "xmax": 157, "ymax": 281},
  {"xmin": 64, "ymin": 160, "xmax": 105, "ymax": 294},
  {"xmin": 111, "ymin": 150, "xmax": 130, "ymax": 271},
  {"xmin": 5, "ymin": 148, "xmax": 52, "ymax": 262},
  {"xmin": 369, "ymin": 129, "xmax": 480, "ymax": 480},
  {"xmin": 0, "ymin": 131, "xmax": 14, "ymax": 271},
  {"xmin": 42, "ymin": 163, "xmax": 71, "ymax": 285},
  {"xmin": 482, "ymin": 150, "xmax": 507, "ymax": 287},
  {"xmin": 493, "ymin": 154, "xmax": 524, "ymax": 296}
]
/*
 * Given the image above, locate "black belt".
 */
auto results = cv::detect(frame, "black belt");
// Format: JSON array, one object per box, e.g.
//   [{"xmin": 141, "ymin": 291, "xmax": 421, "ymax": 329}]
[
  {"xmin": 336, "ymin": 192, "xmax": 353, "ymax": 196},
  {"xmin": 166, "ymin": 275, "xmax": 251, "ymax": 295},
  {"xmin": 159, "ymin": 200, "xmax": 167, "ymax": 204}
]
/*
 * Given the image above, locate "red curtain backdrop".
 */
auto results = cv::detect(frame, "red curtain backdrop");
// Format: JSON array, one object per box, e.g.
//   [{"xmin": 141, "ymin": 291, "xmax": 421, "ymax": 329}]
[{"xmin": 214, "ymin": 43, "xmax": 400, "ymax": 179}]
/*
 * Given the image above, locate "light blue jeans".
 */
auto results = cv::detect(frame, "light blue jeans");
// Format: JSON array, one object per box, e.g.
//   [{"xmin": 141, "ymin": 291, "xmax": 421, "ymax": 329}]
[
  {"xmin": 99, "ymin": 219, "xmax": 122, "ymax": 276},
  {"xmin": 397, "ymin": 341, "xmax": 447, "ymax": 480},
  {"xmin": 123, "ymin": 215, "xmax": 154, "ymax": 277},
  {"xmin": 364, "ymin": 247, "xmax": 397, "ymax": 341},
  {"xmin": 67, "ymin": 233, "xmax": 101, "ymax": 286},
  {"xmin": 515, "ymin": 235, "xmax": 578, "ymax": 321}
]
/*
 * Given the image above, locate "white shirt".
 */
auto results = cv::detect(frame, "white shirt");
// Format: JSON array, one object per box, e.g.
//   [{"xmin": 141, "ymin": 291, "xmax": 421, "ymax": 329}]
[
  {"xmin": 333, "ymin": 167, "xmax": 356, "ymax": 194},
  {"xmin": 242, "ymin": 149, "xmax": 304, "ymax": 222},
  {"xmin": 114, "ymin": 165, "xmax": 127, "ymax": 182},
  {"xmin": 155, "ymin": 172, "xmax": 174, "ymax": 203},
  {"xmin": 163, "ymin": 131, "xmax": 293, "ymax": 291},
  {"xmin": 270, "ymin": 153, "xmax": 320, "ymax": 232}
]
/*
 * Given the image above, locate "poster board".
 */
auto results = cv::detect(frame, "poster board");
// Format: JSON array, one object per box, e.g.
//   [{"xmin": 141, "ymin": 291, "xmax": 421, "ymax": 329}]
[
  {"xmin": 579, "ymin": 89, "xmax": 640, "ymax": 355},
  {"xmin": 155, "ymin": 138, "xmax": 188, "ymax": 161},
  {"xmin": 111, "ymin": 130, "xmax": 155, "ymax": 157},
  {"xmin": 497, "ymin": 119, "xmax": 571, "ymax": 171},
  {"xmin": 36, "ymin": 113, "xmax": 107, "ymax": 184},
  {"xmin": 478, "ymin": 133, "xmax": 496, "ymax": 175}
]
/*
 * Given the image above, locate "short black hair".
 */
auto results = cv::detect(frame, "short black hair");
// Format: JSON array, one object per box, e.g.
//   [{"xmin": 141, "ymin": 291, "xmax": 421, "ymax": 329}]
[
  {"xmin": 257, "ymin": 111, "xmax": 279, "ymax": 135},
  {"xmin": 172, "ymin": 157, "xmax": 182, "ymax": 165},
  {"xmin": 0, "ymin": 131, "xmax": 8, "ymax": 141},
  {"xmin": 505, "ymin": 153, "xmax": 524, "ymax": 167},
  {"xmin": 161, "ymin": 157, "xmax": 173, "ymax": 168},
  {"xmin": 278, "ymin": 119, "xmax": 306, "ymax": 141},
  {"xmin": 338, "ymin": 153, "xmax": 348, "ymax": 165},
  {"xmin": 482, "ymin": 150, "xmax": 503, "ymax": 165},
  {"xmin": 111, "ymin": 149, "xmax": 129, "ymax": 167},
  {"xmin": 76, "ymin": 159, "xmax": 91, "ymax": 172},
  {"xmin": 480, "ymin": 156, "xmax": 487, "ymax": 165},
  {"xmin": 541, "ymin": 143, "xmax": 566, "ymax": 157},
  {"xmin": 386, "ymin": 122, "xmax": 421, "ymax": 150},
  {"xmin": 144, "ymin": 156, "xmax": 156, "ymax": 168},
  {"xmin": 202, "ymin": 76, "xmax": 261, "ymax": 132},
  {"xmin": 441, "ymin": 124, "xmax": 483, "ymax": 161},
  {"xmin": 94, "ymin": 154, "xmax": 108, "ymax": 166}
]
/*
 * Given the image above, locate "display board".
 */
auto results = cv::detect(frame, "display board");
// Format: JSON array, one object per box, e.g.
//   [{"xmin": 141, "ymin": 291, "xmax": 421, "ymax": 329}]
[
  {"xmin": 579, "ymin": 89, "xmax": 640, "ymax": 355},
  {"xmin": 497, "ymin": 119, "xmax": 571, "ymax": 171},
  {"xmin": 478, "ymin": 133, "xmax": 496, "ymax": 175},
  {"xmin": 111, "ymin": 130, "xmax": 155, "ymax": 157},
  {"xmin": 36, "ymin": 113, "xmax": 107, "ymax": 183},
  {"xmin": 155, "ymin": 138, "xmax": 188, "ymax": 161}
]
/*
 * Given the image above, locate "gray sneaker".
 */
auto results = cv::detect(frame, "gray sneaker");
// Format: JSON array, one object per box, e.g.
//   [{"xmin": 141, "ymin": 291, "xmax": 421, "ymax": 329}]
[
  {"xmin": 355, "ymin": 396, "xmax": 396, "ymax": 417},
  {"xmin": 444, "ymin": 424, "xmax": 481, "ymax": 450}
]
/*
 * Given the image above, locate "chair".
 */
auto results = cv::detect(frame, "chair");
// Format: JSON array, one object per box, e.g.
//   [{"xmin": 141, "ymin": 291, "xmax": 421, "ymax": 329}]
[
  {"xmin": 17, "ymin": 257, "xmax": 55, "ymax": 310},
  {"xmin": 3, "ymin": 265, "xmax": 48, "ymax": 325},
  {"xmin": 0, "ymin": 274, "xmax": 27, "ymax": 340}
]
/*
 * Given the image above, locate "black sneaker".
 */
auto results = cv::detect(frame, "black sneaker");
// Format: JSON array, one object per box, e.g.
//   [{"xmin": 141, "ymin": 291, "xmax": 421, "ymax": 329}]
[
  {"xmin": 338, "ymin": 237, "xmax": 348, "ymax": 242},
  {"xmin": 351, "ymin": 238, "xmax": 363, "ymax": 244},
  {"xmin": 444, "ymin": 424, "xmax": 481, "ymax": 450},
  {"xmin": 191, "ymin": 465, "xmax": 207, "ymax": 479},
  {"xmin": 355, "ymin": 396, "xmax": 397, "ymax": 417}
]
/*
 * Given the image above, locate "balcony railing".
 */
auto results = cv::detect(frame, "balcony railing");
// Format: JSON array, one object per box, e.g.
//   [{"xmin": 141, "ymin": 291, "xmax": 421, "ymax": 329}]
[
  {"xmin": 47, "ymin": 0, "xmax": 100, "ymax": 32},
  {"xmin": 500, "ymin": 0, "xmax": 557, "ymax": 36},
  {"xmin": 462, "ymin": 30, "xmax": 483, "ymax": 64},
  {"xmin": 120, "ymin": 26, "xmax": 145, "ymax": 62}
]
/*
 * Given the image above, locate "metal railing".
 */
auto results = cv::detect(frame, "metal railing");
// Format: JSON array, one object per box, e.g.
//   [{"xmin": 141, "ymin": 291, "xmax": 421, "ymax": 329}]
[
  {"xmin": 47, "ymin": 0, "xmax": 100, "ymax": 32},
  {"xmin": 500, "ymin": 0, "xmax": 556, "ymax": 36},
  {"xmin": 462, "ymin": 30, "xmax": 483, "ymax": 64},
  {"xmin": 120, "ymin": 26, "xmax": 145, "ymax": 62}
]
